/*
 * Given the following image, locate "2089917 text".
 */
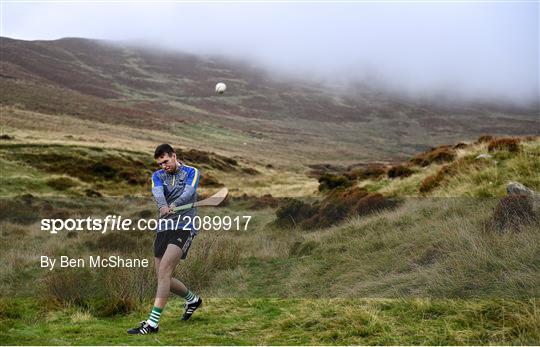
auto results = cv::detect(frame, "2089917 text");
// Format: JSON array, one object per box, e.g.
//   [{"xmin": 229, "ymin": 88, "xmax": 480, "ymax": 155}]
[{"xmin": 178, "ymin": 215, "xmax": 252, "ymax": 231}]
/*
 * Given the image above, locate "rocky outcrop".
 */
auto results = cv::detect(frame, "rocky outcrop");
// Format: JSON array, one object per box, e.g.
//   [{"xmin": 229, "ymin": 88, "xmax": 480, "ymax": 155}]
[{"xmin": 507, "ymin": 181, "xmax": 537, "ymax": 197}]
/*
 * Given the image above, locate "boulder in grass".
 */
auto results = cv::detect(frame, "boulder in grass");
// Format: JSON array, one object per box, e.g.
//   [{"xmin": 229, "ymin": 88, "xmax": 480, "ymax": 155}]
[
  {"xmin": 508, "ymin": 181, "xmax": 540, "ymax": 213},
  {"xmin": 492, "ymin": 182, "xmax": 539, "ymax": 233},
  {"xmin": 507, "ymin": 181, "xmax": 536, "ymax": 197}
]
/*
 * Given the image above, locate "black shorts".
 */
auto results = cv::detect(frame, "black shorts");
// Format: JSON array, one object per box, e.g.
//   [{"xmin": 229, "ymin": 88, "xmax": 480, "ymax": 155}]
[{"xmin": 154, "ymin": 229, "xmax": 194, "ymax": 259}]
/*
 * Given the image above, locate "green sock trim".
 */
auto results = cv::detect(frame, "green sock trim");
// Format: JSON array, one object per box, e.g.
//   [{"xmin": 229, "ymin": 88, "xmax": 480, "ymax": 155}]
[
  {"xmin": 185, "ymin": 291, "xmax": 196, "ymax": 301},
  {"xmin": 148, "ymin": 306, "xmax": 162, "ymax": 324}
]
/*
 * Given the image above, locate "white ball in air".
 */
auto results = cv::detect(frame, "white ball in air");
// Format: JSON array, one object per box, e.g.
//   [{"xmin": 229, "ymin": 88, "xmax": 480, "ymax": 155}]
[{"xmin": 215, "ymin": 82, "xmax": 227, "ymax": 94}]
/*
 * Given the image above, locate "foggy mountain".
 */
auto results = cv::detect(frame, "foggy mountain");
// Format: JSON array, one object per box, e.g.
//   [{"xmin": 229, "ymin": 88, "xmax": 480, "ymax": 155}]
[{"xmin": 1, "ymin": 37, "xmax": 538, "ymax": 163}]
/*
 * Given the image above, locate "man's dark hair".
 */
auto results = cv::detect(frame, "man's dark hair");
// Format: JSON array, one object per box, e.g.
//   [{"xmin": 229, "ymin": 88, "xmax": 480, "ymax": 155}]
[{"xmin": 154, "ymin": 144, "xmax": 175, "ymax": 159}]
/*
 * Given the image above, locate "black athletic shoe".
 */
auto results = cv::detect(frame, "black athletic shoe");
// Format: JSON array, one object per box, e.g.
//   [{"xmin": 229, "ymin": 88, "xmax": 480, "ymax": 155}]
[
  {"xmin": 127, "ymin": 321, "xmax": 159, "ymax": 335},
  {"xmin": 182, "ymin": 296, "xmax": 202, "ymax": 320}
]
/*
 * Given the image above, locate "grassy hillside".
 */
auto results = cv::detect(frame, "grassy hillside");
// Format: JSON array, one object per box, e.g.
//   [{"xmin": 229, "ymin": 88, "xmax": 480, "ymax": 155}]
[
  {"xmin": 1, "ymin": 136, "xmax": 536, "ymax": 300},
  {"xmin": 0, "ymin": 140, "xmax": 317, "ymax": 199},
  {"xmin": 363, "ymin": 137, "xmax": 540, "ymax": 198},
  {"xmin": 2, "ymin": 37, "xmax": 538, "ymax": 165},
  {"xmin": 0, "ymin": 136, "xmax": 538, "ymax": 345}
]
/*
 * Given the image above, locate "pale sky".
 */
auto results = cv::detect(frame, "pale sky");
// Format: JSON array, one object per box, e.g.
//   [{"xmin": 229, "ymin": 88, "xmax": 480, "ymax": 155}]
[{"xmin": 2, "ymin": 1, "xmax": 538, "ymax": 105}]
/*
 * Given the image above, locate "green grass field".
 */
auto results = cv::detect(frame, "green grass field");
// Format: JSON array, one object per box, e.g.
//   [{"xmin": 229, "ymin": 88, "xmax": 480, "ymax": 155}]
[{"xmin": 1, "ymin": 298, "xmax": 539, "ymax": 345}]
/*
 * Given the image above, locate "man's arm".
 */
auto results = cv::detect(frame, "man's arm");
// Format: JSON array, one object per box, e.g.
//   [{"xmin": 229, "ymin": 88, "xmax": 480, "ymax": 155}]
[
  {"xmin": 151, "ymin": 172, "xmax": 169, "ymax": 212},
  {"xmin": 171, "ymin": 166, "xmax": 200, "ymax": 208}
]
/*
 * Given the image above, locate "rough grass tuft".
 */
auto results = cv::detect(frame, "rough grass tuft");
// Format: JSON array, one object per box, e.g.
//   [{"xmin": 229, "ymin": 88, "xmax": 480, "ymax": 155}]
[
  {"xmin": 289, "ymin": 240, "xmax": 320, "ymax": 257},
  {"xmin": 419, "ymin": 164, "xmax": 457, "ymax": 194},
  {"xmin": 176, "ymin": 234, "xmax": 241, "ymax": 291},
  {"xmin": 41, "ymin": 266, "xmax": 155, "ymax": 317},
  {"xmin": 85, "ymin": 232, "xmax": 140, "ymax": 253},
  {"xmin": 354, "ymin": 164, "xmax": 387, "ymax": 180},
  {"xmin": 453, "ymin": 142, "xmax": 468, "ymax": 149},
  {"xmin": 488, "ymin": 137, "xmax": 521, "ymax": 153},
  {"xmin": 318, "ymin": 173, "xmax": 352, "ymax": 191},
  {"xmin": 387, "ymin": 165, "xmax": 414, "ymax": 179},
  {"xmin": 275, "ymin": 198, "xmax": 316, "ymax": 228},
  {"xmin": 234, "ymin": 193, "xmax": 282, "ymax": 210},
  {"xmin": 199, "ymin": 173, "xmax": 223, "ymax": 187},
  {"xmin": 410, "ymin": 145, "xmax": 456, "ymax": 167},
  {"xmin": 476, "ymin": 135, "xmax": 494, "ymax": 143},
  {"xmin": 354, "ymin": 193, "xmax": 398, "ymax": 216},
  {"xmin": 492, "ymin": 195, "xmax": 536, "ymax": 232},
  {"xmin": 0, "ymin": 134, "xmax": 15, "ymax": 140},
  {"xmin": 46, "ymin": 176, "xmax": 79, "ymax": 191}
]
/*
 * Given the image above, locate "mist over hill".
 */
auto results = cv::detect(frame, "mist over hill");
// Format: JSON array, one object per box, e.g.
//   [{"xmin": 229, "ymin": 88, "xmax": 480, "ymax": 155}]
[{"xmin": 1, "ymin": 36, "xmax": 538, "ymax": 164}]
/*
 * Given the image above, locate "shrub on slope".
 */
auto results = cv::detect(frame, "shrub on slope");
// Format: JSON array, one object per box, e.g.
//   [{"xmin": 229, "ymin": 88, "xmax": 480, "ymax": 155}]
[{"xmin": 275, "ymin": 187, "xmax": 398, "ymax": 229}]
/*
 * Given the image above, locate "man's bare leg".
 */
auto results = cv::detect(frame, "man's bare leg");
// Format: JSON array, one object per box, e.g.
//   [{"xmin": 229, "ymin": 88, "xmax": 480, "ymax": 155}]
[
  {"xmin": 154, "ymin": 256, "xmax": 189, "ymax": 297},
  {"xmin": 153, "ymin": 244, "xmax": 182, "ymax": 308},
  {"xmin": 128, "ymin": 244, "xmax": 182, "ymax": 334},
  {"xmin": 154, "ymin": 250, "xmax": 202, "ymax": 321},
  {"xmin": 138, "ymin": 244, "xmax": 182, "ymax": 330}
]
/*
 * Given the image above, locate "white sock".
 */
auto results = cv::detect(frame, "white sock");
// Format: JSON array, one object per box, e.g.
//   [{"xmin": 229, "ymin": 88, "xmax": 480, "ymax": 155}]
[{"xmin": 146, "ymin": 319, "xmax": 158, "ymax": 328}]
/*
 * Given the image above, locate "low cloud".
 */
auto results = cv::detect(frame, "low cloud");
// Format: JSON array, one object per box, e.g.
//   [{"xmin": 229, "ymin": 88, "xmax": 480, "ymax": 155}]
[{"xmin": 3, "ymin": 2, "xmax": 538, "ymax": 106}]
